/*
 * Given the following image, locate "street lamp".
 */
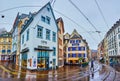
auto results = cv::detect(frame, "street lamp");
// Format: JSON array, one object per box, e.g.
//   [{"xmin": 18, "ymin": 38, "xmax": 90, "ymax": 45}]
[
  {"xmin": 1, "ymin": 15, "xmax": 4, "ymax": 18},
  {"xmin": 0, "ymin": 14, "xmax": 5, "ymax": 18}
]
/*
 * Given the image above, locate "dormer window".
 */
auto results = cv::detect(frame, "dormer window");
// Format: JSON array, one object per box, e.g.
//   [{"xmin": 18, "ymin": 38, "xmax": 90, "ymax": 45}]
[
  {"xmin": 41, "ymin": 15, "xmax": 51, "ymax": 25},
  {"xmin": 46, "ymin": 16, "xmax": 50, "ymax": 24},
  {"xmin": 24, "ymin": 20, "xmax": 28, "ymax": 24},
  {"xmin": 47, "ymin": 7, "xmax": 50, "ymax": 12}
]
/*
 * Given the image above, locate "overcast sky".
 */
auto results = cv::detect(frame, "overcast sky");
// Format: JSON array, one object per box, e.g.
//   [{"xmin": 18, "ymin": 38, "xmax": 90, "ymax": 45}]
[{"xmin": 0, "ymin": 0, "xmax": 120, "ymax": 49}]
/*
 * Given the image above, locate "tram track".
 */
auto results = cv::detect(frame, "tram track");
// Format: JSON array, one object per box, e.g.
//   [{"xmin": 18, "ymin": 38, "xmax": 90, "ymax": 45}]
[
  {"xmin": 58, "ymin": 61, "xmax": 100, "ymax": 81},
  {"xmin": 103, "ymin": 65, "xmax": 116, "ymax": 81}
]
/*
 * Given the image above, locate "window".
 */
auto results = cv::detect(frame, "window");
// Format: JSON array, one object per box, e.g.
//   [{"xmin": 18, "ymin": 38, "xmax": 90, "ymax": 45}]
[
  {"xmin": 79, "ymin": 40, "xmax": 81, "ymax": 43},
  {"xmin": 41, "ymin": 16, "xmax": 45, "ymax": 22},
  {"xmin": 83, "ymin": 54, "xmax": 86, "ymax": 57},
  {"xmin": 46, "ymin": 29, "xmax": 50, "ymax": 40},
  {"xmin": 22, "ymin": 53, "xmax": 27, "ymax": 67},
  {"xmin": 118, "ymin": 28, "xmax": 120, "ymax": 33},
  {"xmin": 68, "ymin": 47, "xmax": 72, "ymax": 51},
  {"xmin": 76, "ymin": 40, "xmax": 79, "ymax": 43},
  {"xmin": 46, "ymin": 16, "xmax": 50, "ymax": 24},
  {"xmin": 73, "ymin": 40, "xmax": 75, "ymax": 43},
  {"xmin": 72, "ymin": 47, "xmax": 76, "ymax": 51},
  {"xmin": 37, "ymin": 25, "xmax": 43, "ymax": 38},
  {"xmin": 53, "ymin": 59, "xmax": 56, "ymax": 65},
  {"xmin": 78, "ymin": 54, "xmax": 81, "ymax": 57},
  {"xmin": 78, "ymin": 47, "xmax": 81, "ymax": 51},
  {"xmin": 119, "ymin": 42, "xmax": 120, "ymax": 47},
  {"xmin": 53, "ymin": 47, "xmax": 56, "ymax": 56},
  {"xmin": 68, "ymin": 54, "xmax": 70, "ymax": 57},
  {"xmin": 52, "ymin": 32, "xmax": 56, "ymax": 42},
  {"xmin": 22, "ymin": 35, "xmax": 24, "ymax": 44},
  {"xmin": 118, "ymin": 34, "xmax": 120, "ymax": 39},
  {"xmin": 70, "ymin": 40, "xmax": 73, "ymax": 43},
  {"xmin": 81, "ymin": 47, "xmax": 85, "ymax": 51},
  {"xmin": 41, "ymin": 16, "xmax": 51, "ymax": 24},
  {"xmin": 2, "ymin": 50, "xmax": 6, "ymax": 54},
  {"xmin": 72, "ymin": 54, "xmax": 76, "ymax": 57},
  {"xmin": 7, "ymin": 50, "xmax": 11, "ymax": 53},
  {"xmin": 26, "ymin": 29, "xmax": 29, "ymax": 41},
  {"xmin": 3, "ymin": 38, "xmax": 6, "ymax": 43},
  {"xmin": 47, "ymin": 7, "xmax": 50, "ymax": 11}
]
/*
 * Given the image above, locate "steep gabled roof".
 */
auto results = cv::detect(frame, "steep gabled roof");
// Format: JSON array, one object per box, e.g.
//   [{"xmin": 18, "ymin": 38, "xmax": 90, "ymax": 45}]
[
  {"xmin": 35, "ymin": 2, "xmax": 58, "ymax": 30},
  {"xmin": 56, "ymin": 17, "xmax": 65, "ymax": 33},
  {"xmin": 70, "ymin": 29, "xmax": 82, "ymax": 39},
  {"xmin": 20, "ymin": 2, "xmax": 58, "ymax": 34},
  {"xmin": 11, "ymin": 12, "xmax": 29, "ymax": 34}
]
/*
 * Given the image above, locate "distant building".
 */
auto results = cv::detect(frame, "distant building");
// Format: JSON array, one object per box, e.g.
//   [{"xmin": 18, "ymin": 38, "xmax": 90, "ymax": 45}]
[
  {"xmin": 0, "ymin": 31, "xmax": 12, "ymax": 61},
  {"xmin": 20, "ymin": 2, "xmax": 58, "ymax": 70},
  {"xmin": 98, "ymin": 19, "xmax": 120, "ymax": 64},
  {"xmin": 91, "ymin": 50, "xmax": 97, "ymax": 60},
  {"xmin": 107, "ymin": 19, "xmax": 120, "ymax": 63},
  {"xmin": 64, "ymin": 29, "xmax": 89, "ymax": 65},
  {"xmin": 97, "ymin": 40, "xmax": 104, "ymax": 60},
  {"xmin": 56, "ymin": 17, "xmax": 65, "ymax": 67}
]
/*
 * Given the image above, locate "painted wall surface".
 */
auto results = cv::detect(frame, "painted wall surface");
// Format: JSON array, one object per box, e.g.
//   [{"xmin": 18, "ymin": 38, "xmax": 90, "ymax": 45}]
[{"xmin": 20, "ymin": 3, "xmax": 58, "ymax": 69}]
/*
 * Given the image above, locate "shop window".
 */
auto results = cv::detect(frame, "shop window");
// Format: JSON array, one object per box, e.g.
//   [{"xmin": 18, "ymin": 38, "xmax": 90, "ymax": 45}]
[{"xmin": 21, "ymin": 53, "xmax": 27, "ymax": 67}]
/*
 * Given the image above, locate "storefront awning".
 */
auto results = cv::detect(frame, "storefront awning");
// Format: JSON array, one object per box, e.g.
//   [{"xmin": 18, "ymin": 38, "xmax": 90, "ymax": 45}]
[
  {"xmin": 21, "ymin": 48, "xmax": 29, "ymax": 53},
  {"xmin": 34, "ymin": 48, "xmax": 53, "ymax": 51},
  {"xmin": 109, "ymin": 56, "xmax": 120, "ymax": 58}
]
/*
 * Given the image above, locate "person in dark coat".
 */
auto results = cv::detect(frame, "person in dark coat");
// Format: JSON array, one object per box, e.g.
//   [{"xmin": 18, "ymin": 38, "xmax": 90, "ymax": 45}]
[{"xmin": 91, "ymin": 59, "xmax": 94, "ymax": 71}]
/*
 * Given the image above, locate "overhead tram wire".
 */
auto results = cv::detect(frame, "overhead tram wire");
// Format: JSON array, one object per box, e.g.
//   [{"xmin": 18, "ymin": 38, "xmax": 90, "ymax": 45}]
[
  {"xmin": 94, "ymin": 0, "xmax": 109, "ymax": 29},
  {"xmin": 69, "ymin": 0, "xmax": 101, "ymax": 39},
  {"xmin": 0, "ymin": 5, "xmax": 98, "ymax": 44},
  {"xmin": 54, "ymin": 10, "xmax": 98, "ymax": 44},
  {"xmin": 51, "ymin": 0, "xmax": 56, "ymax": 7}
]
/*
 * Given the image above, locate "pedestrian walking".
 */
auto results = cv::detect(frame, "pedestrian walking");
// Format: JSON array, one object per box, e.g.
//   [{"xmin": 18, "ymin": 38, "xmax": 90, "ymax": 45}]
[{"xmin": 90, "ymin": 59, "xmax": 94, "ymax": 71}]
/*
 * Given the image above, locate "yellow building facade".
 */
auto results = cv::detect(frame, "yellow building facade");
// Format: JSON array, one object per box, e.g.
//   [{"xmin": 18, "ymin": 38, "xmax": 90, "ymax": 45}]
[
  {"xmin": 11, "ymin": 13, "xmax": 29, "ymax": 65},
  {"xmin": 64, "ymin": 29, "xmax": 89, "ymax": 64},
  {"xmin": 0, "ymin": 31, "xmax": 12, "ymax": 61}
]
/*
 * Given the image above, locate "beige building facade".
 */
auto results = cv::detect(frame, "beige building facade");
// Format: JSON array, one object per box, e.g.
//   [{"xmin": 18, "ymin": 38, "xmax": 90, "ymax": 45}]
[
  {"xmin": 57, "ymin": 17, "xmax": 65, "ymax": 67},
  {"xmin": 0, "ymin": 31, "xmax": 12, "ymax": 61}
]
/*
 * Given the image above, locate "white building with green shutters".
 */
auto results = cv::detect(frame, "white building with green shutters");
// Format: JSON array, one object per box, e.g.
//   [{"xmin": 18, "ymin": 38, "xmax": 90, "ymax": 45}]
[{"xmin": 20, "ymin": 2, "xmax": 58, "ymax": 70}]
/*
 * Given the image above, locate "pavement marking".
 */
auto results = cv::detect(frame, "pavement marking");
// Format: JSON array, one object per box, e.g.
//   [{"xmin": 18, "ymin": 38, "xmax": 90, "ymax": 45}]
[{"xmin": 0, "ymin": 65, "xmax": 18, "ymax": 75}]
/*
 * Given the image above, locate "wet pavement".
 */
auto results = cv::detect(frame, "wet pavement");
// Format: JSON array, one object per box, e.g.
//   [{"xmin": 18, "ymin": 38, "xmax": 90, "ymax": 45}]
[
  {"xmin": 0, "ymin": 61, "xmax": 119, "ymax": 81},
  {"xmin": 0, "ymin": 61, "xmax": 90, "ymax": 81}
]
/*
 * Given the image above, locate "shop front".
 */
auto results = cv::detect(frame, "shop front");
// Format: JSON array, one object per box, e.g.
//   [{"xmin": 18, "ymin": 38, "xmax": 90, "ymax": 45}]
[
  {"xmin": 21, "ymin": 53, "xmax": 27, "ymax": 67},
  {"xmin": 37, "ymin": 51, "xmax": 49, "ymax": 70},
  {"xmin": 21, "ymin": 48, "xmax": 29, "ymax": 68},
  {"xmin": 1, "ymin": 55, "xmax": 10, "ymax": 62},
  {"xmin": 34, "ymin": 47, "xmax": 53, "ymax": 70}
]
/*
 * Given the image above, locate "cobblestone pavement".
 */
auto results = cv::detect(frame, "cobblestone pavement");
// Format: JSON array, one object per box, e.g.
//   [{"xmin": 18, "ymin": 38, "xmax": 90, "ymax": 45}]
[
  {"xmin": 0, "ymin": 61, "xmax": 120, "ymax": 81},
  {"xmin": 114, "ymin": 71, "xmax": 120, "ymax": 81}
]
